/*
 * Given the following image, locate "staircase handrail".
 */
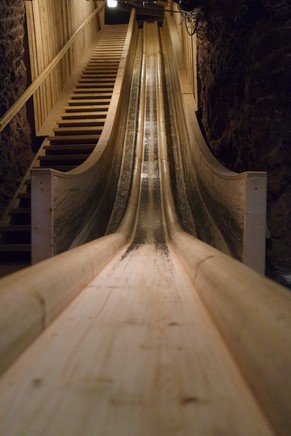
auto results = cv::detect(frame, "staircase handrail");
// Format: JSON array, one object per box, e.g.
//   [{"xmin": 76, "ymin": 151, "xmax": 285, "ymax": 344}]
[{"xmin": 0, "ymin": 2, "xmax": 105, "ymax": 133}]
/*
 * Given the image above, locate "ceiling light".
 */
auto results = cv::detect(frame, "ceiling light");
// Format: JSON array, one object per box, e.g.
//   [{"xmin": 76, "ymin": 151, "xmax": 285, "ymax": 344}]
[{"xmin": 107, "ymin": 0, "xmax": 118, "ymax": 7}]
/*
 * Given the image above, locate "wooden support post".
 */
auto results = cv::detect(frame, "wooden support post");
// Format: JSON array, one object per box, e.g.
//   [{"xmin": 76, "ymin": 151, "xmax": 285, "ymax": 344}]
[{"xmin": 31, "ymin": 169, "xmax": 54, "ymax": 263}]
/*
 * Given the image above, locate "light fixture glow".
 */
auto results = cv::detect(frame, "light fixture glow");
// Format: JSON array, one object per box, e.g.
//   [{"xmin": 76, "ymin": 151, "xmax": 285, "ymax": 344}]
[{"xmin": 107, "ymin": 0, "xmax": 118, "ymax": 7}]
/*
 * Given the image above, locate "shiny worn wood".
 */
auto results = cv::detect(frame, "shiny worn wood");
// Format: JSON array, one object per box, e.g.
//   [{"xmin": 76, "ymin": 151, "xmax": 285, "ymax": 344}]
[
  {"xmin": 163, "ymin": 13, "xmax": 267, "ymax": 274},
  {"xmin": 0, "ymin": 22, "xmax": 278, "ymax": 436},
  {"xmin": 0, "ymin": 17, "xmax": 290, "ymax": 436},
  {"xmin": 0, "ymin": 20, "xmax": 291, "ymax": 436},
  {"xmin": 0, "ymin": 244, "xmax": 274, "ymax": 436},
  {"xmin": 23, "ymin": 0, "xmax": 104, "ymax": 134},
  {"xmin": 31, "ymin": 22, "xmax": 132, "ymax": 263},
  {"xmin": 32, "ymin": 26, "xmax": 127, "ymax": 263}
]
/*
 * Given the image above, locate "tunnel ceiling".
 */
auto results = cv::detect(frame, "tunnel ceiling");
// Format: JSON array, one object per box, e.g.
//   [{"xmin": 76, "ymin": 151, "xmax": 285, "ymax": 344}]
[{"xmin": 105, "ymin": 0, "xmax": 166, "ymax": 25}]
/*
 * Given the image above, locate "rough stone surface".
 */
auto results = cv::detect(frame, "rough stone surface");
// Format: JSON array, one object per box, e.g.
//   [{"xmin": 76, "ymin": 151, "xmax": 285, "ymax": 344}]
[
  {"xmin": 0, "ymin": 0, "xmax": 32, "ymax": 218},
  {"xmin": 196, "ymin": 0, "xmax": 291, "ymax": 281}
]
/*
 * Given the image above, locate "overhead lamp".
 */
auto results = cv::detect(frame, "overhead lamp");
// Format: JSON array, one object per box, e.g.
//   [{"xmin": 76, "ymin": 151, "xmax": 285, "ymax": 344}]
[{"xmin": 107, "ymin": 0, "xmax": 118, "ymax": 7}]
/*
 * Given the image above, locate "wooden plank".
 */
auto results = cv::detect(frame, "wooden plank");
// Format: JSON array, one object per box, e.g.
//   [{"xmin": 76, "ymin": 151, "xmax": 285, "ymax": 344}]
[
  {"xmin": 73, "ymin": 87, "xmax": 114, "ymax": 93},
  {"xmin": 52, "ymin": 126, "xmax": 103, "ymax": 135},
  {"xmin": 70, "ymin": 93, "xmax": 112, "ymax": 99},
  {"xmin": 162, "ymin": 14, "xmax": 267, "ymax": 272},
  {"xmin": 0, "ymin": 224, "xmax": 30, "ymax": 231},
  {"xmin": 156, "ymin": 25, "xmax": 291, "ymax": 434},
  {"xmin": 75, "ymin": 84, "xmax": 115, "ymax": 89},
  {"xmin": 0, "ymin": 244, "xmax": 273, "ymax": 435},
  {"xmin": 48, "ymin": 135, "xmax": 100, "ymax": 144},
  {"xmin": 57, "ymin": 120, "xmax": 105, "ymax": 127},
  {"xmin": 0, "ymin": 244, "xmax": 30, "ymax": 252},
  {"xmin": 61, "ymin": 111, "xmax": 108, "ymax": 119},
  {"xmin": 64, "ymin": 105, "xmax": 110, "ymax": 111},
  {"xmin": 44, "ymin": 144, "xmax": 95, "ymax": 154},
  {"xmin": 0, "ymin": 18, "xmax": 289, "ymax": 436}
]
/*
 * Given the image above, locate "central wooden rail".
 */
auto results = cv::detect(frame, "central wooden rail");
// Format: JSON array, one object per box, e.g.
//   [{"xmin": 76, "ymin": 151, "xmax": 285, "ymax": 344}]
[
  {"xmin": 30, "ymin": 13, "xmax": 138, "ymax": 263},
  {"xmin": 0, "ymin": 19, "xmax": 290, "ymax": 436},
  {"xmin": 162, "ymin": 14, "xmax": 267, "ymax": 274}
]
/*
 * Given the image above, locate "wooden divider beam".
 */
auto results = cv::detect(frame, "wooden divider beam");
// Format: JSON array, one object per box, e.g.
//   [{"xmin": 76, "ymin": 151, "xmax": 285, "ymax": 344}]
[
  {"xmin": 162, "ymin": 14, "xmax": 267, "ymax": 274},
  {"xmin": 31, "ymin": 14, "xmax": 137, "ymax": 263}
]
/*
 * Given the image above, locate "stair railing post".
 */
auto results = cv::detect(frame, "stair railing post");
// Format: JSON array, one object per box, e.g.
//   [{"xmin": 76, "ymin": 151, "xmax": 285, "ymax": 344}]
[
  {"xmin": 243, "ymin": 172, "xmax": 267, "ymax": 274},
  {"xmin": 31, "ymin": 169, "xmax": 54, "ymax": 264}
]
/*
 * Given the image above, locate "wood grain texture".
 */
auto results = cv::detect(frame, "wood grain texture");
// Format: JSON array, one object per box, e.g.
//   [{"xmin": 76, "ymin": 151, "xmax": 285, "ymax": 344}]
[
  {"xmin": 31, "ymin": 19, "xmax": 135, "ymax": 262},
  {"xmin": 0, "ymin": 244, "xmax": 273, "ymax": 435},
  {"xmin": 158, "ymin": 24, "xmax": 291, "ymax": 434},
  {"xmin": 25, "ymin": 0, "xmax": 103, "ymax": 133},
  {"xmin": 162, "ymin": 14, "xmax": 267, "ymax": 273},
  {"xmin": 0, "ymin": 19, "xmax": 289, "ymax": 436}
]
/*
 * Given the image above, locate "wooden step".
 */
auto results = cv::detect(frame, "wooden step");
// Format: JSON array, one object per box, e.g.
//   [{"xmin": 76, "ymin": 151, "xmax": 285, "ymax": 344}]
[
  {"xmin": 73, "ymin": 86, "xmax": 115, "ymax": 94},
  {"xmin": 10, "ymin": 209, "xmax": 31, "ymax": 225},
  {"xmin": 95, "ymin": 45, "xmax": 125, "ymax": 48},
  {"xmin": 57, "ymin": 119, "xmax": 105, "ymax": 128},
  {"xmin": 83, "ymin": 68, "xmax": 118, "ymax": 73},
  {"xmin": 10, "ymin": 208, "xmax": 30, "ymax": 215},
  {"xmin": 44, "ymin": 144, "xmax": 95, "ymax": 154},
  {"xmin": 0, "ymin": 225, "xmax": 30, "ymax": 233},
  {"xmin": 84, "ymin": 65, "xmax": 119, "ymax": 71},
  {"xmin": 0, "ymin": 225, "xmax": 31, "ymax": 244},
  {"xmin": 53, "ymin": 126, "xmax": 103, "ymax": 135},
  {"xmin": 81, "ymin": 71, "xmax": 117, "ymax": 75},
  {"xmin": 93, "ymin": 48, "xmax": 124, "ymax": 51},
  {"xmin": 84, "ymin": 61, "xmax": 119, "ymax": 66},
  {"xmin": 67, "ymin": 99, "xmax": 111, "ymax": 106},
  {"xmin": 64, "ymin": 105, "xmax": 109, "ymax": 112},
  {"xmin": 80, "ymin": 73, "xmax": 117, "ymax": 78},
  {"xmin": 90, "ymin": 56, "xmax": 122, "ymax": 60},
  {"xmin": 0, "ymin": 244, "xmax": 31, "ymax": 253},
  {"xmin": 39, "ymin": 155, "xmax": 89, "ymax": 166},
  {"xmin": 48, "ymin": 135, "xmax": 100, "ymax": 144},
  {"xmin": 18, "ymin": 193, "xmax": 31, "ymax": 208},
  {"xmin": 88, "ymin": 56, "xmax": 121, "ymax": 60},
  {"xmin": 37, "ymin": 165, "xmax": 78, "ymax": 172},
  {"xmin": 87, "ymin": 58, "xmax": 120, "ymax": 62},
  {"xmin": 61, "ymin": 111, "xmax": 107, "ymax": 120},
  {"xmin": 76, "ymin": 81, "xmax": 115, "ymax": 87},
  {"xmin": 18, "ymin": 193, "xmax": 31, "ymax": 200},
  {"xmin": 77, "ymin": 81, "xmax": 115, "ymax": 86},
  {"xmin": 92, "ymin": 49, "xmax": 123, "ymax": 53},
  {"xmin": 78, "ymin": 80, "xmax": 115, "ymax": 85},
  {"xmin": 78, "ymin": 76, "xmax": 116, "ymax": 81},
  {"xmin": 73, "ymin": 87, "xmax": 114, "ymax": 94},
  {"xmin": 70, "ymin": 93, "xmax": 112, "ymax": 100},
  {"xmin": 0, "ymin": 244, "xmax": 31, "ymax": 263}
]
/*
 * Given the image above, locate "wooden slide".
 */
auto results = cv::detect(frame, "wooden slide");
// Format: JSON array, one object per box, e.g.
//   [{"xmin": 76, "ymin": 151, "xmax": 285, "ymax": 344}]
[{"xmin": 0, "ymin": 20, "xmax": 290, "ymax": 436}]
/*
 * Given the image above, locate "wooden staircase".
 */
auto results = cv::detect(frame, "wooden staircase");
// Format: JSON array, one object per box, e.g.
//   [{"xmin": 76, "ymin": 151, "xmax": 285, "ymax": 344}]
[{"xmin": 0, "ymin": 26, "xmax": 127, "ymax": 271}]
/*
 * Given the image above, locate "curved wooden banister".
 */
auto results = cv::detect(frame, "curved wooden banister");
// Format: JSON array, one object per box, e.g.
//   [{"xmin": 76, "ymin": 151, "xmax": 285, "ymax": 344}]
[
  {"xmin": 31, "ymin": 12, "xmax": 138, "ymax": 263},
  {"xmin": 0, "ymin": 2, "xmax": 105, "ymax": 133},
  {"xmin": 162, "ymin": 13, "xmax": 267, "ymax": 273}
]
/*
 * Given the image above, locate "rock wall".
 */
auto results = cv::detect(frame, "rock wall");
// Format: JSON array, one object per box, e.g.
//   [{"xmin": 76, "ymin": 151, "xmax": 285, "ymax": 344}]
[
  {"xmin": 0, "ymin": 0, "xmax": 32, "ymax": 218},
  {"xmin": 196, "ymin": 0, "xmax": 291, "ymax": 281}
]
